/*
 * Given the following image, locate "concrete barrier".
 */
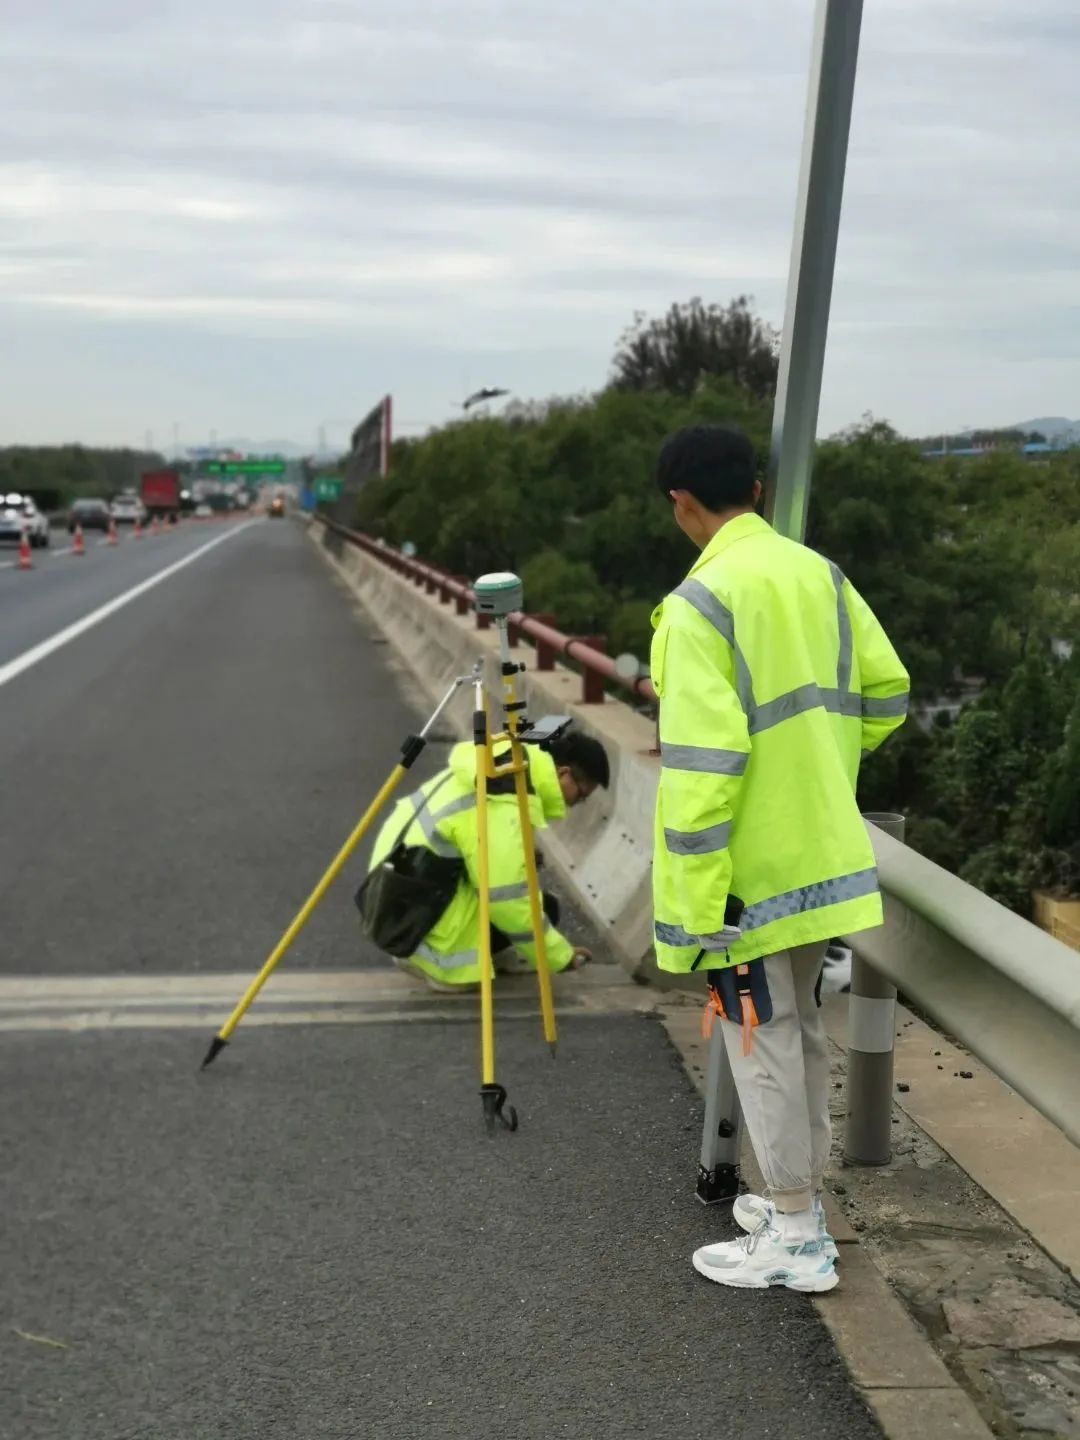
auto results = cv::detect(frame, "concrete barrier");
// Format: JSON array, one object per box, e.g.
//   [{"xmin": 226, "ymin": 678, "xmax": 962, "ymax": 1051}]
[{"xmin": 312, "ymin": 522, "xmax": 664, "ymax": 980}]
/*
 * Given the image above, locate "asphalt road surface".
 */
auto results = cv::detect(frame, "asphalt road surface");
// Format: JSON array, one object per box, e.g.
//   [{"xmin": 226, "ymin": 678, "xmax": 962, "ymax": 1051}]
[
  {"xmin": 1, "ymin": 519, "xmax": 881, "ymax": 1440},
  {"xmin": 0, "ymin": 517, "xmax": 446, "ymax": 977}
]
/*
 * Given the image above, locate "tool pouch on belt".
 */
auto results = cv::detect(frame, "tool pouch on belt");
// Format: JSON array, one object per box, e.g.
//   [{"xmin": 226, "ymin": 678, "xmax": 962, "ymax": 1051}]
[
  {"xmin": 354, "ymin": 776, "xmax": 464, "ymax": 958},
  {"xmin": 697, "ymin": 894, "xmax": 773, "ymax": 1055},
  {"xmin": 708, "ymin": 962, "xmax": 774, "ymax": 1055}
]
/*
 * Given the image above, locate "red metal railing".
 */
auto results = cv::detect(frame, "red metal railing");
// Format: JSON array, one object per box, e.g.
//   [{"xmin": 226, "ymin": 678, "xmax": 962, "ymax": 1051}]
[{"xmin": 320, "ymin": 517, "xmax": 657, "ymax": 707}]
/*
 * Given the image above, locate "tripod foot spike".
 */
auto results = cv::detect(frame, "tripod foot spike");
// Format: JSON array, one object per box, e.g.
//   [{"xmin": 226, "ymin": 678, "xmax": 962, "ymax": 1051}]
[
  {"xmin": 548, "ymin": 1040, "xmax": 557, "ymax": 1060},
  {"xmin": 480, "ymin": 1083, "xmax": 518, "ymax": 1135},
  {"xmin": 200, "ymin": 1035, "xmax": 228, "ymax": 1071}
]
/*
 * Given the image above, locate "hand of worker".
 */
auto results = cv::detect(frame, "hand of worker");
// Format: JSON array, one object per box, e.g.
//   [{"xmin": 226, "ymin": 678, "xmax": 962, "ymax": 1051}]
[{"xmin": 696, "ymin": 925, "xmax": 742, "ymax": 952}]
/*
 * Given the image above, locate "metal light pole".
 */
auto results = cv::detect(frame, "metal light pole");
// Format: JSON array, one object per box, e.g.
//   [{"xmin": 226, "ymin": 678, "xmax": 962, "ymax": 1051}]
[
  {"xmin": 766, "ymin": 0, "xmax": 864, "ymax": 542},
  {"xmin": 699, "ymin": 0, "xmax": 866, "ymax": 1203},
  {"xmin": 462, "ymin": 387, "xmax": 510, "ymax": 413}
]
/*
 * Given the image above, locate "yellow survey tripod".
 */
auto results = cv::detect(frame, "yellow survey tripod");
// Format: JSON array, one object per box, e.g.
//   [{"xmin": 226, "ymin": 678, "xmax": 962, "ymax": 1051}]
[
  {"xmin": 201, "ymin": 568, "xmax": 566, "ymax": 1141},
  {"xmin": 471, "ymin": 572, "xmax": 565, "ymax": 1135}
]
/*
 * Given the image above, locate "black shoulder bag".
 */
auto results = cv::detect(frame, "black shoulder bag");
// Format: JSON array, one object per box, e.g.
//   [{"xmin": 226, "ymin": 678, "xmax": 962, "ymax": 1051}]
[{"xmin": 354, "ymin": 774, "xmax": 465, "ymax": 958}]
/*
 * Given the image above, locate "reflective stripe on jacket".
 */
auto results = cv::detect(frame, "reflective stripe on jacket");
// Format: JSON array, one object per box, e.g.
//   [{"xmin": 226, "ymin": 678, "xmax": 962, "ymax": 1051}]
[
  {"xmin": 651, "ymin": 512, "xmax": 908, "ymax": 972},
  {"xmin": 369, "ymin": 740, "xmax": 575, "ymax": 983}
]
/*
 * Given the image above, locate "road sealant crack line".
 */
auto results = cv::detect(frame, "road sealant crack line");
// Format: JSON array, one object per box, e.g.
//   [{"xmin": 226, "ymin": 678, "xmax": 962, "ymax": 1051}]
[
  {"xmin": 0, "ymin": 520, "xmax": 258, "ymax": 690},
  {"xmin": 0, "ymin": 968, "xmax": 653, "ymax": 1033},
  {"xmin": 0, "ymin": 1004, "xmax": 627, "ymax": 1033}
]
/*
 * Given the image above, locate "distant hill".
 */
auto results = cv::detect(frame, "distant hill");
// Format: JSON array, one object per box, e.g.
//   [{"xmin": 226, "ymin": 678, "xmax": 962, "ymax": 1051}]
[{"xmin": 1011, "ymin": 417, "xmax": 1080, "ymax": 443}]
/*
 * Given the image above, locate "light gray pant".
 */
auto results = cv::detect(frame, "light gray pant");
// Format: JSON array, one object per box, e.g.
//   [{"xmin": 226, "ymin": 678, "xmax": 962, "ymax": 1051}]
[{"xmin": 720, "ymin": 941, "xmax": 830, "ymax": 1214}]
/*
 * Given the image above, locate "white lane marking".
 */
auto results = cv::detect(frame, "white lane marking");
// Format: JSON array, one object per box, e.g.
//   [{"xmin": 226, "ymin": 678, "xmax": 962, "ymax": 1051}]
[{"xmin": 0, "ymin": 521, "xmax": 257, "ymax": 691}]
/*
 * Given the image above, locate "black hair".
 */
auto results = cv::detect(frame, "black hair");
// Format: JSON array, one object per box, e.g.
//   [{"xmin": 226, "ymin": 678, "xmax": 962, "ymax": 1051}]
[
  {"xmin": 547, "ymin": 731, "xmax": 610, "ymax": 790},
  {"xmin": 655, "ymin": 424, "xmax": 757, "ymax": 512}
]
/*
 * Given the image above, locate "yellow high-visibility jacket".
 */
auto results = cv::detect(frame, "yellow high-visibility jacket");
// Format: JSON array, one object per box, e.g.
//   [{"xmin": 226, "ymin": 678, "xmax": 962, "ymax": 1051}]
[
  {"xmin": 368, "ymin": 741, "xmax": 575, "ymax": 985},
  {"xmin": 651, "ymin": 512, "xmax": 908, "ymax": 972}
]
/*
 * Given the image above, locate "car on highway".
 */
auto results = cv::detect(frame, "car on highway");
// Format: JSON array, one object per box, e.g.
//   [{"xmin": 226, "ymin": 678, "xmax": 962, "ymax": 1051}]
[
  {"xmin": 68, "ymin": 497, "xmax": 112, "ymax": 534},
  {"xmin": 269, "ymin": 494, "xmax": 285, "ymax": 518},
  {"xmin": 0, "ymin": 493, "xmax": 50, "ymax": 548},
  {"xmin": 110, "ymin": 493, "xmax": 147, "ymax": 526},
  {"xmin": 194, "ymin": 501, "xmax": 214, "ymax": 519}
]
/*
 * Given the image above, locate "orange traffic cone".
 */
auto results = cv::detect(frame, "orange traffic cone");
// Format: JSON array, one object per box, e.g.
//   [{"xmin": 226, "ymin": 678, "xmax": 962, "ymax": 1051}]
[
  {"xmin": 150, "ymin": 516, "xmax": 159, "ymax": 536},
  {"xmin": 107, "ymin": 517, "xmax": 118, "ymax": 546},
  {"xmin": 134, "ymin": 517, "xmax": 143, "ymax": 540},
  {"xmin": 72, "ymin": 523, "xmax": 85, "ymax": 557},
  {"xmin": 17, "ymin": 532, "xmax": 32, "ymax": 570}
]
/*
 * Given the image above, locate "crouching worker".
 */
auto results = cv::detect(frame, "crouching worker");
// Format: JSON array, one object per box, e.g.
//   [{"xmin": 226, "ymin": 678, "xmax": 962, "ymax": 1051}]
[{"xmin": 359, "ymin": 729, "xmax": 610, "ymax": 992}]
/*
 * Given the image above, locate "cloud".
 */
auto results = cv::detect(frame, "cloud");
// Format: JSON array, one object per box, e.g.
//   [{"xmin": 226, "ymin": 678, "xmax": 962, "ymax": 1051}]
[{"xmin": 2, "ymin": 0, "xmax": 1079, "ymax": 444}]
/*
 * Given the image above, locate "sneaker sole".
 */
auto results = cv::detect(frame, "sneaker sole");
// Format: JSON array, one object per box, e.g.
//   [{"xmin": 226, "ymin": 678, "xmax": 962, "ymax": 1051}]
[
  {"xmin": 732, "ymin": 1197, "xmax": 839, "ymax": 1262},
  {"xmin": 692, "ymin": 1251, "xmax": 840, "ymax": 1293},
  {"xmin": 393, "ymin": 959, "xmax": 478, "ymax": 994}
]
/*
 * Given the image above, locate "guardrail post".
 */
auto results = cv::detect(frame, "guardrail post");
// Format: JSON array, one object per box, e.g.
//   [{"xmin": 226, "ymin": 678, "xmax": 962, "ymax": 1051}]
[
  {"xmin": 845, "ymin": 811, "xmax": 905, "ymax": 1166},
  {"xmin": 533, "ymin": 616, "xmax": 557, "ymax": 669},
  {"xmin": 576, "ymin": 636, "xmax": 607, "ymax": 703},
  {"xmin": 454, "ymin": 579, "xmax": 470, "ymax": 616}
]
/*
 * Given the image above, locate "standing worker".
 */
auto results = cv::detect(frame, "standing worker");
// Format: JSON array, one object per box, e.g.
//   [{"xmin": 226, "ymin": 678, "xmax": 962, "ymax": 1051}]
[
  {"xmin": 651, "ymin": 425, "xmax": 908, "ymax": 1293},
  {"xmin": 366, "ymin": 729, "xmax": 609, "ymax": 991}
]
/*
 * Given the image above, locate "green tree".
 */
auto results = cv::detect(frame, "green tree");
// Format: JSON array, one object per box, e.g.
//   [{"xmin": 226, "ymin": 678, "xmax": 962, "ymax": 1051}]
[
  {"xmin": 519, "ymin": 551, "xmax": 609, "ymax": 634},
  {"xmin": 610, "ymin": 296, "xmax": 778, "ymax": 401}
]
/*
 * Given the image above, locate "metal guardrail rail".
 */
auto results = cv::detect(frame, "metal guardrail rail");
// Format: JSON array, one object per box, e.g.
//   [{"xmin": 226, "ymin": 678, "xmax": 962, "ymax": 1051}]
[
  {"xmin": 856, "ymin": 825, "xmax": 1080, "ymax": 1149},
  {"xmin": 318, "ymin": 515, "xmax": 657, "ymax": 706}
]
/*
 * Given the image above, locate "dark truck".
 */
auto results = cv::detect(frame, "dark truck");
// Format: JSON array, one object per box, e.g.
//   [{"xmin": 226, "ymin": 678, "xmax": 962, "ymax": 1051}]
[{"xmin": 139, "ymin": 469, "xmax": 182, "ymax": 522}]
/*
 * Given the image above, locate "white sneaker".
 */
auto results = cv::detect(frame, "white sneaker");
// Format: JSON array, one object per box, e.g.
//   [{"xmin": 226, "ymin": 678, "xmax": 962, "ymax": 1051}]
[
  {"xmin": 693, "ymin": 1221, "xmax": 839, "ymax": 1293},
  {"xmin": 732, "ymin": 1193, "xmax": 839, "ymax": 1260},
  {"xmin": 492, "ymin": 946, "xmax": 529, "ymax": 975},
  {"xmin": 392, "ymin": 958, "xmax": 477, "ymax": 994}
]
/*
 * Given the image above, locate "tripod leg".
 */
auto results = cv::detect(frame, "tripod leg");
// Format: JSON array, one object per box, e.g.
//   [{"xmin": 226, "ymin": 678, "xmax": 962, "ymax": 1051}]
[
  {"xmin": 510, "ymin": 736, "xmax": 557, "ymax": 1056},
  {"xmin": 201, "ymin": 762, "xmax": 409, "ymax": 1069},
  {"xmin": 474, "ymin": 692, "xmax": 498, "ymax": 1120},
  {"xmin": 696, "ymin": 1016, "xmax": 744, "ymax": 1204}
]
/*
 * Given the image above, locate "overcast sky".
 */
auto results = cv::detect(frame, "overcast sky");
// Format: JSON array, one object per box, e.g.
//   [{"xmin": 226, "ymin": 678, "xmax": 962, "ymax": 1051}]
[{"xmin": 3, "ymin": 0, "xmax": 1078, "ymax": 450}]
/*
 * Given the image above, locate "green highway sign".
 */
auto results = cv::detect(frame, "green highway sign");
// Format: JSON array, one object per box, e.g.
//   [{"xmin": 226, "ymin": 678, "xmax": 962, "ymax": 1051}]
[
  {"xmin": 314, "ymin": 477, "xmax": 343, "ymax": 501},
  {"xmin": 204, "ymin": 460, "xmax": 286, "ymax": 476}
]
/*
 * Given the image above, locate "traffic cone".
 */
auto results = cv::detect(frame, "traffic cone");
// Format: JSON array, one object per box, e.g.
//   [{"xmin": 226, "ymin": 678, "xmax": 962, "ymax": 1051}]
[
  {"xmin": 107, "ymin": 517, "xmax": 118, "ymax": 546},
  {"xmin": 72, "ymin": 523, "xmax": 85, "ymax": 557},
  {"xmin": 150, "ymin": 516, "xmax": 159, "ymax": 536},
  {"xmin": 17, "ymin": 532, "xmax": 32, "ymax": 570},
  {"xmin": 134, "ymin": 517, "xmax": 143, "ymax": 540}
]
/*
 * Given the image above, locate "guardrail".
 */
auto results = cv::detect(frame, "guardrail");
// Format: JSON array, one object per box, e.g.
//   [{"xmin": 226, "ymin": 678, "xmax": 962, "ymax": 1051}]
[
  {"xmin": 318, "ymin": 515, "xmax": 657, "ymax": 707},
  {"xmin": 855, "ymin": 824, "xmax": 1080, "ymax": 1150}
]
